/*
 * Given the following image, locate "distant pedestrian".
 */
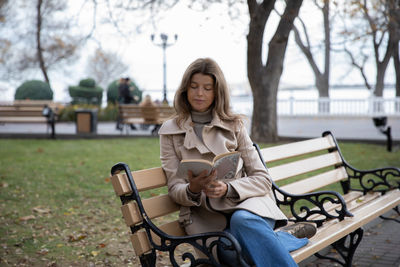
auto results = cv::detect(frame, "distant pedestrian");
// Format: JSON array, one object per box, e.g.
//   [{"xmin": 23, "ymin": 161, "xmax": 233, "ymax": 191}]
[{"xmin": 118, "ymin": 78, "xmax": 133, "ymax": 104}]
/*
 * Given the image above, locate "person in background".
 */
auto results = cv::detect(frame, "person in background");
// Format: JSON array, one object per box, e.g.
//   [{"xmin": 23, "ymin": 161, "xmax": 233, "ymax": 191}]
[
  {"xmin": 118, "ymin": 77, "xmax": 132, "ymax": 104},
  {"xmin": 139, "ymin": 94, "xmax": 157, "ymax": 130},
  {"xmin": 139, "ymin": 94, "xmax": 156, "ymax": 107},
  {"xmin": 158, "ymin": 58, "xmax": 316, "ymax": 266},
  {"xmin": 117, "ymin": 77, "xmax": 141, "ymax": 130}
]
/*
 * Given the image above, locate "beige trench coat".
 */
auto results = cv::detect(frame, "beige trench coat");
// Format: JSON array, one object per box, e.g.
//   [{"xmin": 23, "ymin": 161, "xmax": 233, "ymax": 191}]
[{"xmin": 159, "ymin": 113, "xmax": 287, "ymax": 235}]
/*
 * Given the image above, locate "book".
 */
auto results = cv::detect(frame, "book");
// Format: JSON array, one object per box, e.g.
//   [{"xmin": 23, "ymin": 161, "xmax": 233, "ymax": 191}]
[{"xmin": 177, "ymin": 151, "xmax": 241, "ymax": 180}]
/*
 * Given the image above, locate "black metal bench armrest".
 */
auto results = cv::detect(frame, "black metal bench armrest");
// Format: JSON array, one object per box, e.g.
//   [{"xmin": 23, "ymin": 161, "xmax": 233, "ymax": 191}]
[
  {"xmin": 253, "ymin": 143, "xmax": 353, "ymax": 227},
  {"xmin": 324, "ymin": 131, "xmax": 400, "ymax": 194},
  {"xmin": 143, "ymin": 223, "xmax": 250, "ymax": 267},
  {"xmin": 343, "ymin": 164, "xmax": 400, "ymax": 194},
  {"xmin": 111, "ymin": 162, "xmax": 250, "ymax": 267},
  {"xmin": 272, "ymin": 183, "xmax": 353, "ymax": 227}
]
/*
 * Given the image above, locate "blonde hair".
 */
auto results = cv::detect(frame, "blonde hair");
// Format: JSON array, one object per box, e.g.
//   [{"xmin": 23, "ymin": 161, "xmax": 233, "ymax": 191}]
[{"xmin": 174, "ymin": 58, "xmax": 242, "ymax": 126}]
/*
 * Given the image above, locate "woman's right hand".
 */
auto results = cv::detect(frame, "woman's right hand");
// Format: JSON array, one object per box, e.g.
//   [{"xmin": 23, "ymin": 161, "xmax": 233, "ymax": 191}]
[{"xmin": 188, "ymin": 170, "xmax": 216, "ymax": 194}]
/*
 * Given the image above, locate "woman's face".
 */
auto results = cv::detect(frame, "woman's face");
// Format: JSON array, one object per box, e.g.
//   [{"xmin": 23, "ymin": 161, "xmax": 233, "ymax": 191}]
[{"xmin": 187, "ymin": 73, "xmax": 215, "ymax": 112}]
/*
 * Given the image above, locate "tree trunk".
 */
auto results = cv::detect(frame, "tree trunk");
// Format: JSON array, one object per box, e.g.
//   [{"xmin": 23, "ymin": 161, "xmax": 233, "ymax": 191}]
[
  {"xmin": 247, "ymin": 0, "xmax": 303, "ymax": 143},
  {"xmin": 394, "ymin": 43, "xmax": 400, "ymax": 98},
  {"xmin": 36, "ymin": 0, "xmax": 50, "ymax": 83},
  {"xmin": 293, "ymin": 0, "xmax": 330, "ymax": 113},
  {"xmin": 319, "ymin": 0, "xmax": 330, "ymax": 113}
]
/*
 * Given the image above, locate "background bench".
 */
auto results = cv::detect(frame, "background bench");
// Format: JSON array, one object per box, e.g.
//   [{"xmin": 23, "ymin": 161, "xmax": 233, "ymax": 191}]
[
  {"xmin": 0, "ymin": 100, "xmax": 62, "ymax": 138},
  {"xmin": 110, "ymin": 131, "xmax": 400, "ymax": 267},
  {"xmin": 117, "ymin": 104, "xmax": 175, "ymax": 135}
]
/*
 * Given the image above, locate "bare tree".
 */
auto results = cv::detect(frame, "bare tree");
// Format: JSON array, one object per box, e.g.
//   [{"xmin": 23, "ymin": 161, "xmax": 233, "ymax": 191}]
[
  {"xmin": 0, "ymin": 0, "xmax": 85, "ymax": 84},
  {"xmin": 85, "ymin": 48, "xmax": 129, "ymax": 88},
  {"xmin": 388, "ymin": 0, "xmax": 400, "ymax": 99},
  {"xmin": 292, "ymin": 1, "xmax": 332, "ymax": 96},
  {"xmin": 340, "ymin": 0, "xmax": 397, "ymax": 98},
  {"xmin": 291, "ymin": 0, "xmax": 333, "ymax": 113},
  {"xmin": 246, "ymin": 0, "xmax": 303, "ymax": 142}
]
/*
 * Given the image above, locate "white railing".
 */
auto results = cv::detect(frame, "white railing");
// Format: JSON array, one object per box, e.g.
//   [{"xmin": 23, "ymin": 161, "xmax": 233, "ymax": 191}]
[{"xmin": 278, "ymin": 97, "xmax": 400, "ymax": 116}]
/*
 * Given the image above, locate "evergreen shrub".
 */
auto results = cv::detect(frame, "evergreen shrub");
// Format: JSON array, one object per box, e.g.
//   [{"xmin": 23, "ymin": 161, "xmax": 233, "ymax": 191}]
[
  {"xmin": 14, "ymin": 80, "xmax": 53, "ymax": 100},
  {"xmin": 68, "ymin": 78, "xmax": 103, "ymax": 105}
]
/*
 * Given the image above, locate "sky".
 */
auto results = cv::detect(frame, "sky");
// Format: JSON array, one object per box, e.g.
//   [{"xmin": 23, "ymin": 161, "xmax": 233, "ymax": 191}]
[{"xmin": 0, "ymin": 1, "xmax": 396, "ymax": 103}]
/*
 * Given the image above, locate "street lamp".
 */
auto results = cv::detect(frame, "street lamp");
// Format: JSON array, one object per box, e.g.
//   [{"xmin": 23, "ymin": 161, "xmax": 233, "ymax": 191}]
[{"xmin": 151, "ymin": 33, "xmax": 178, "ymax": 105}]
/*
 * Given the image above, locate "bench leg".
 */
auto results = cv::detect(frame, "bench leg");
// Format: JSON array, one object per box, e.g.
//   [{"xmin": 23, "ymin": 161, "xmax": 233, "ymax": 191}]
[
  {"xmin": 151, "ymin": 124, "xmax": 161, "ymax": 136},
  {"xmin": 314, "ymin": 227, "xmax": 364, "ymax": 267},
  {"xmin": 379, "ymin": 205, "xmax": 400, "ymax": 223},
  {"xmin": 139, "ymin": 250, "xmax": 157, "ymax": 267}
]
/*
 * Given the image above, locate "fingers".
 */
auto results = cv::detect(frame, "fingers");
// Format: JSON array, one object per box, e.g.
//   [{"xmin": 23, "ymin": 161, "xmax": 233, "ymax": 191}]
[
  {"xmin": 188, "ymin": 170, "xmax": 217, "ymax": 194},
  {"xmin": 204, "ymin": 181, "xmax": 228, "ymax": 198}
]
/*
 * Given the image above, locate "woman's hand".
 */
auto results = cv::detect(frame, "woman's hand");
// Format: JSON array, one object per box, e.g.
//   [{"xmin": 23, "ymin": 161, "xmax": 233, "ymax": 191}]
[
  {"xmin": 204, "ymin": 181, "xmax": 228, "ymax": 199},
  {"xmin": 188, "ymin": 170, "xmax": 217, "ymax": 194}
]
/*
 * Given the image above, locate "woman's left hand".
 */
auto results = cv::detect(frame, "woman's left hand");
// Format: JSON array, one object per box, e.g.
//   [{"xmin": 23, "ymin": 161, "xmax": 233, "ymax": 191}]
[{"xmin": 204, "ymin": 181, "xmax": 228, "ymax": 198}]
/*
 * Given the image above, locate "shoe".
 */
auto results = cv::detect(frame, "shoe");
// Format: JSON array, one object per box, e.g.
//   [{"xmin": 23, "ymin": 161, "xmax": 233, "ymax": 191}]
[
  {"xmin": 280, "ymin": 222, "xmax": 317, "ymax": 239},
  {"xmin": 130, "ymin": 124, "xmax": 137, "ymax": 130}
]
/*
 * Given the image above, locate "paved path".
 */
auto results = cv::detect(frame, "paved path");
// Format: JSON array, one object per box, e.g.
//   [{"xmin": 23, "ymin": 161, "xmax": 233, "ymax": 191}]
[{"xmin": 0, "ymin": 116, "xmax": 399, "ymax": 143}]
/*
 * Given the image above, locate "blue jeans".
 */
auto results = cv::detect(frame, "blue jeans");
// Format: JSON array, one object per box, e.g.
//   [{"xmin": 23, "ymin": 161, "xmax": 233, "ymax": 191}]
[{"xmin": 217, "ymin": 210, "xmax": 308, "ymax": 267}]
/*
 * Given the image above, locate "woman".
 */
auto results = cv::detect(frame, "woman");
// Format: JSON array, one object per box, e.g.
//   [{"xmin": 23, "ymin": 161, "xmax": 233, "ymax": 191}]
[{"xmin": 159, "ymin": 58, "xmax": 315, "ymax": 266}]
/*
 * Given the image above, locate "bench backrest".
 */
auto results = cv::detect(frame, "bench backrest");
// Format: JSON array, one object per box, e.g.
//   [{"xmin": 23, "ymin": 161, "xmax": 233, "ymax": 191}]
[
  {"xmin": 110, "ymin": 132, "xmax": 347, "ymax": 259},
  {"xmin": 0, "ymin": 101, "xmax": 62, "ymax": 117},
  {"xmin": 259, "ymin": 133, "xmax": 347, "ymax": 196},
  {"xmin": 119, "ymin": 104, "xmax": 175, "ymax": 122}
]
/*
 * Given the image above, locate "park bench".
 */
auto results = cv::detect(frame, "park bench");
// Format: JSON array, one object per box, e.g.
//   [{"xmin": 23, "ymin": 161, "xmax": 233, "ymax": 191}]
[
  {"xmin": 110, "ymin": 131, "xmax": 400, "ymax": 267},
  {"xmin": 0, "ymin": 100, "xmax": 62, "ymax": 138},
  {"xmin": 117, "ymin": 104, "xmax": 175, "ymax": 135}
]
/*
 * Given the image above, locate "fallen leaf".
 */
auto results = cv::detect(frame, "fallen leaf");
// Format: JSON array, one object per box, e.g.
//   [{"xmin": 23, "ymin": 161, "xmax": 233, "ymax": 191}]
[
  {"xmin": 19, "ymin": 215, "xmax": 35, "ymax": 221},
  {"xmin": 56, "ymin": 243, "xmax": 64, "ymax": 248},
  {"xmin": 37, "ymin": 248, "xmax": 49, "ymax": 255},
  {"xmin": 33, "ymin": 206, "xmax": 51, "ymax": 214},
  {"xmin": 37, "ymin": 148, "xmax": 44, "ymax": 153},
  {"xmin": 0, "ymin": 182, "xmax": 8, "ymax": 188},
  {"xmin": 68, "ymin": 234, "xmax": 87, "ymax": 242},
  {"xmin": 97, "ymin": 243, "xmax": 106, "ymax": 248},
  {"xmin": 104, "ymin": 177, "xmax": 110, "ymax": 183},
  {"xmin": 91, "ymin": 250, "xmax": 100, "ymax": 257}
]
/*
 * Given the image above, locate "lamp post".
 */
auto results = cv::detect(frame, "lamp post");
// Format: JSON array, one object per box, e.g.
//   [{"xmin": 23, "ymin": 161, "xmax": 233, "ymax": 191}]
[{"xmin": 151, "ymin": 33, "xmax": 178, "ymax": 105}]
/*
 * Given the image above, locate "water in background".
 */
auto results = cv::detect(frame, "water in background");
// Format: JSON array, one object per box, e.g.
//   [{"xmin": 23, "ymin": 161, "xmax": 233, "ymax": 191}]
[{"xmin": 230, "ymin": 87, "xmax": 397, "ymax": 116}]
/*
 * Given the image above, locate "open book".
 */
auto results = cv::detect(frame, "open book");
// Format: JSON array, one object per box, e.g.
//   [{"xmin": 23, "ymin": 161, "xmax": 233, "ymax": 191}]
[{"xmin": 177, "ymin": 151, "xmax": 240, "ymax": 180}]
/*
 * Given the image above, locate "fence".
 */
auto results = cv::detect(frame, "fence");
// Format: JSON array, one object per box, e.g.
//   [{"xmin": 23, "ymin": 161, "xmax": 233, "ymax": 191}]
[{"xmin": 278, "ymin": 97, "xmax": 400, "ymax": 117}]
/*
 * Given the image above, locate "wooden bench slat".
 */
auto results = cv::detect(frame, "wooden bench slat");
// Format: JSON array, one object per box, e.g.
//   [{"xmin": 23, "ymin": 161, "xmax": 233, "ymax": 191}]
[
  {"xmin": 291, "ymin": 189, "xmax": 400, "ymax": 263},
  {"xmin": 280, "ymin": 167, "xmax": 348, "ymax": 194},
  {"xmin": 261, "ymin": 135, "xmax": 336, "ymax": 162},
  {"xmin": 269, "ymin": 151, "xmax": 342, "ymax": 182},
  {"xmin": 133, "ymin": 168, "xmax": 167, "ymax": 192},
  {"xmin": 121, "ymin": 194, "xmax": 179, "ymax": 226},
  {"xmin": 110, "ymin": 167, "xmax": 167, "ymax": 196},
  {"xmin": 143, "ymin": 194, "xmax": 180, "ymax": 220},
  {"xmin": 131, "ymin": 231, "xmax": 152, "ymax": 255},
  {"xmin": 0, "ymin": 117, "xmax": 48, "ymax": 123}
]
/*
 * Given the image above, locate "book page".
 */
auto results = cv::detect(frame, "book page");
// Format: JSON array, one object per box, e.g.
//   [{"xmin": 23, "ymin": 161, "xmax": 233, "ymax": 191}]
[{"xmin": 213, "ymin": 152, "xmax": 240, "ymax": 180}]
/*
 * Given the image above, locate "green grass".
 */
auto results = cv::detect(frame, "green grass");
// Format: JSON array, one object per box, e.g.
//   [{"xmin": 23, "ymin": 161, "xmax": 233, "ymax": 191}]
[{"xmin": 0, "ymin": 138, "xmax": 399, "ymax": 266}]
